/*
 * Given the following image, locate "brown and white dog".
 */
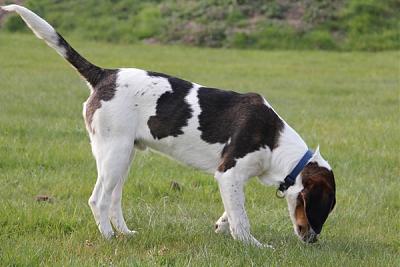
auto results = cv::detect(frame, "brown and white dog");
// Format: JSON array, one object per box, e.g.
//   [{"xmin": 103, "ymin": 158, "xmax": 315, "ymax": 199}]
[{"xmin": 2, "ymin": 5, "xmax": 336, "ymax": 247}]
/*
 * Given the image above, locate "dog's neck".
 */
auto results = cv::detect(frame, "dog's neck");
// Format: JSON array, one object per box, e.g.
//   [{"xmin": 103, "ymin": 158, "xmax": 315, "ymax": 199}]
[{"xmin": 260, "ymin": 123, "xmax": 309, "ymax": 188}]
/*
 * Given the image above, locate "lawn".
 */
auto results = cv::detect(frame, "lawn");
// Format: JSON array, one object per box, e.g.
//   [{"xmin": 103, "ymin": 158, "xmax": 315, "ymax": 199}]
[{"xmin": 0, "ymin": 33, "xmax": 399, "ymax": 266}]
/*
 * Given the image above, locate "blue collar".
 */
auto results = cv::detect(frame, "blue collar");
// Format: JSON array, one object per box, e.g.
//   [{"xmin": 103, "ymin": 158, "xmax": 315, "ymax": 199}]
[{"xmin": 277, "ymin": 149, "xmax": 313, "ymax": 195}]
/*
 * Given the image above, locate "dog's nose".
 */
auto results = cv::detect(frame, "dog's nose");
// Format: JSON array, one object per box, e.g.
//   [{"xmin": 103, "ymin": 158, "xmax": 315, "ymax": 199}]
[
  {"xmin": 303, "ymin": 232, "xmax": 318, "ymax": 243},
  {"xmin": 306, "ymin": 235, "xmax": 317, "ymax": 243}
]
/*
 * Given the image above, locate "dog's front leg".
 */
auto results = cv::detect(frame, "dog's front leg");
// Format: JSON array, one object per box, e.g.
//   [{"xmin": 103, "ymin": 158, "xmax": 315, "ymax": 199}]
[{"xmin": 215, "ymin": 171, "xmax": 262, "ymax": 247}]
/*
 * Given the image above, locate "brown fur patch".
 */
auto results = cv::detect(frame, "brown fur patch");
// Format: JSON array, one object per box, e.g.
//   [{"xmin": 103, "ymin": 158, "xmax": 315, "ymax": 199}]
[
  {"xmin": 198, "ymin": 90, "xmax": 283, "ymax": 172},
  {"xmin": 302, "ymin": 162, "xmax": 335, "ymax": 190},
  {"xmin": 300, "ymin": 162, "xmax": 336, "ymax": 234},
  {"xmin": 295, "ymin": 193, "xmax": 310, "ymax": 236},
  {"xmin": 85, "ymin": 70, "xmax": 118, "ymax": 133},
  {"xmin": 217, "ymin": 152, "xmax": 236, "ymax": 173}
]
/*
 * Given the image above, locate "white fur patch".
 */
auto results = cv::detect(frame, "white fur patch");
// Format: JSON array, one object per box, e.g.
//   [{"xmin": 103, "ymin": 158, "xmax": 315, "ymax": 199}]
[{"xmin": 2, "ymin": 5, "xmax": 67, "ymax": 57}]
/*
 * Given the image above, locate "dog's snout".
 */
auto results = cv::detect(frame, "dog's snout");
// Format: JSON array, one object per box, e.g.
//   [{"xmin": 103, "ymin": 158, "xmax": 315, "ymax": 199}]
[
  {"xmin": 302, "ymin": 228, "xmax": 318, "ymax": 243},
  {"xmin": 296, "ymin": 224, "xmax": 318, "ymax": 243},
  {"xmin": 303, "ymin": 233, "xmax": 318, "ymax": 243}
]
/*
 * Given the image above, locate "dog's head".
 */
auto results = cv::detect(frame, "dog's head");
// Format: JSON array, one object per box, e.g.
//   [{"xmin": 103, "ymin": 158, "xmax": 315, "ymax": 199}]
[{"xmin": 286, "ymin": 147, "xmax": 336, "ymax": 243}]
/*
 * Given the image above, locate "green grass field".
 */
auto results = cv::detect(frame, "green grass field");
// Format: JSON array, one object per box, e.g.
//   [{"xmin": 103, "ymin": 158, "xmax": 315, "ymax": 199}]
[{"xmin": 0, "ymin": 33, "xmax": 399, "ymax": 266}]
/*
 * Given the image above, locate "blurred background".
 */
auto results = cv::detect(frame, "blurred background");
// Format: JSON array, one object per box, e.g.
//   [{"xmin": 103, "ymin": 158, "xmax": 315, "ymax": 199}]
[{"xmin": 1, "ymin": 0, "xmax": 398, "ymax": 51}]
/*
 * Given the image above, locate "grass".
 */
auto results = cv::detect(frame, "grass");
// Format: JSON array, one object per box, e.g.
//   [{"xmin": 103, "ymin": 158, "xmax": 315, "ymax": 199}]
[{"xmin": 0, "ymin": 33, "xmax": 399, "ymax": 266}]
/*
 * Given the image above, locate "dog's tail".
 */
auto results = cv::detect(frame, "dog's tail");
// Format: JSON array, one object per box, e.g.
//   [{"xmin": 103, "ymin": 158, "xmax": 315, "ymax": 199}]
[{"xmin": 1, "ymin": 5, "xmax": 106, "ymax": 87}]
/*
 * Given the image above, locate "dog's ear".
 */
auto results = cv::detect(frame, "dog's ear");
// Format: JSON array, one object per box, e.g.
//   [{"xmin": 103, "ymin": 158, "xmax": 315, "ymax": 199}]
[
  {"xmin": 330, "ymin": 194, "xmax": 336, "ymax": 212},
  {"xmin": 312, "ymin": 145, "xmax": 323, "ymax": 162},
  {"xmin": 315, "ymin": 145, "xmax": 321, "ymax": 156},
  {"xmin": 302, "ymin": 183, "xmax": 335, "ymax": 234}
]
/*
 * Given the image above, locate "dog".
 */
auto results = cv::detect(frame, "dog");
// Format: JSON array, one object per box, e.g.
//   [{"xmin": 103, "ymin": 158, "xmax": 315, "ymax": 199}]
[{"xmin": 1, "ymin": 5, "xmax": 336, "ymax": 247}]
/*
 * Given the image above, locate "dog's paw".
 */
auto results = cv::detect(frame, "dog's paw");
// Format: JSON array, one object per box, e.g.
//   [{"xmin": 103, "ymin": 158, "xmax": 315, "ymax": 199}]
[
  {"xmin": 260, "ymin": 243, "xmax": 275, "ymax": 250},
  {"xmin": 248, "ymin": 239, "xmax": 275, "ymax": 250},
  {"xmin": 123, "ymin": 229, "xmax": 138, "ymax": 236},
  {"xmin": 102, "ymin": 230, "xmax": 115, "ymax": 240},
  {"xmin": 239, "ymin": 235, "xmax": 275, "ymax": 249},
  {"xmin": 214, "ymin": 217, "xmax": 230, "ymax": 235}
]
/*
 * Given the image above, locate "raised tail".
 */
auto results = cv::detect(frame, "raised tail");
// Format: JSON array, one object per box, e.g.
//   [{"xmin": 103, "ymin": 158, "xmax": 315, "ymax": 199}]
[{"xmin": 1, "ymin": 4, "xmax": 106, "ymax": 87}]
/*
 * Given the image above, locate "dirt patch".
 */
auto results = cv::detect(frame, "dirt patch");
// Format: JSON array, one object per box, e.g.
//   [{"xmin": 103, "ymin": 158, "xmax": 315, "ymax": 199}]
[{"xmin": 35, "ymin": 195, "xmax": 53, "ymax": 202}]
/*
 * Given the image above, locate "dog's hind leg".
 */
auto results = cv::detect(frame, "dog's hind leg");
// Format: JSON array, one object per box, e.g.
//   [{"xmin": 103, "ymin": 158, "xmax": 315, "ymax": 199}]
[
  {"xmin": 214, "ymin": 211, "xmax": 230, "ymax": 234},
  {"xmin": 89, "ymin": 137, "xmax": 135, "ymax": 239},
  {"xmin": 88, "ymin": 155, "xmax": 105, "ymax": 232},
  {"xmin": 109, "ymin": 148, "xmax": 137, "ymax": 236}
]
